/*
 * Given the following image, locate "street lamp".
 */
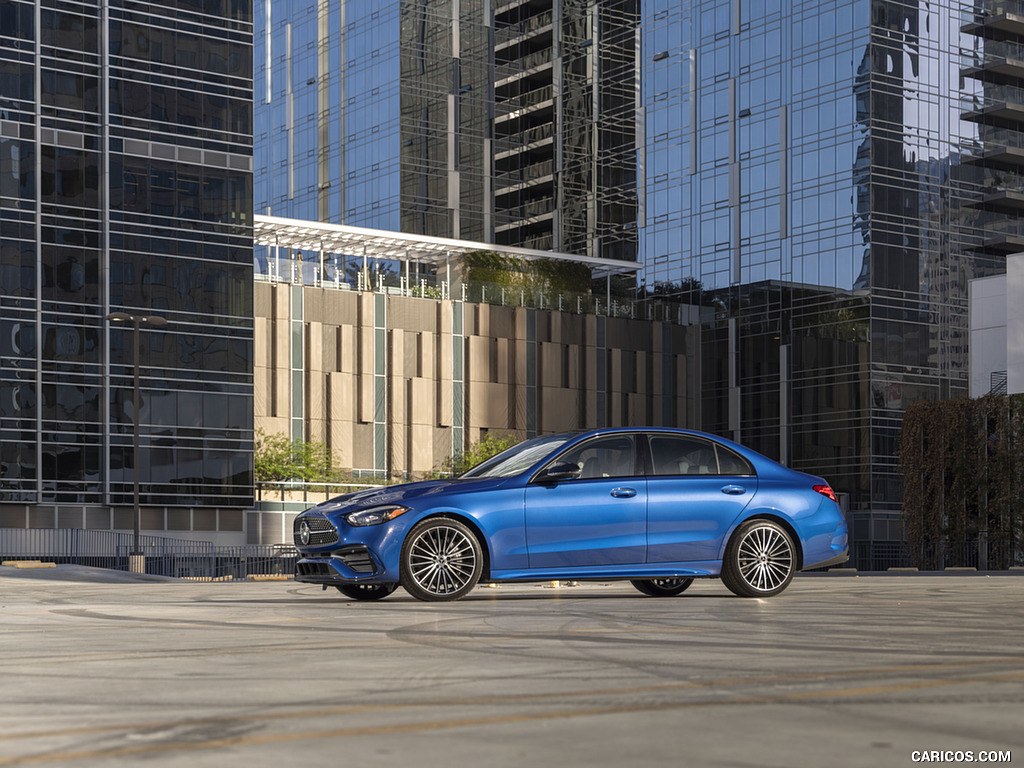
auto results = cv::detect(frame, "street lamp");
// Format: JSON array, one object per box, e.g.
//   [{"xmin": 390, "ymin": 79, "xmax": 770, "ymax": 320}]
[{"xmin": 107, "ymin": 312, "xmax": 168, "ymax": 574}]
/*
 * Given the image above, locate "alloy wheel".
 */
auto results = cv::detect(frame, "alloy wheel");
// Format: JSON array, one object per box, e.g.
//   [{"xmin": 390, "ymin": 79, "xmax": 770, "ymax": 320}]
[{"xmin": 402, "ymin": 519, "xmax": 482, "ymax": 601}]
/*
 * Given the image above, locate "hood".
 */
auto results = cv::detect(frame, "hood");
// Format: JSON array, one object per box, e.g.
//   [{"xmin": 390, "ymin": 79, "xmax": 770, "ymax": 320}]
[{"xmin": 309, "ymin": 476, "xmax": 509, "ymax": 514}]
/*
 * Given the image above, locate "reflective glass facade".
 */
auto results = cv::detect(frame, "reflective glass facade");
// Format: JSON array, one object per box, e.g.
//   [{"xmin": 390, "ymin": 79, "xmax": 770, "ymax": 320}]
[
  {"xmin": 0, "ymin": 0, "xmax": 253, "ymax": 525},
  {"xmin": 255, "ymin": 0, "xmax": 485, "ymax": 237},
  {"xmin": 640, "ymin": 0, "xmax": 1009, "ymax": 542},
  {"xmin": 254, "ymin": 0, "xmax": 640, "ymax": 259}
]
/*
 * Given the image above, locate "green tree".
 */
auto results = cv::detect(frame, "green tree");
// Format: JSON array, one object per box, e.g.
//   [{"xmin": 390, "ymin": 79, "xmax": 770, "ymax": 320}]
[
  {"xmin": 430, "ymin": 432, "xmax": 520, "ymax": 478},
  {"xmin": 254, "ymin": 429, "xmax": 332, "ymax": 482}
]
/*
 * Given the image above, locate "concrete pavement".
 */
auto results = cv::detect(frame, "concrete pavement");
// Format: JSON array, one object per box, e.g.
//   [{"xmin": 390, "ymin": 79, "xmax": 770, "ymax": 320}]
[{"xmin": 0, "ymin": 569, "xmax": 1021, "ymax": 767}]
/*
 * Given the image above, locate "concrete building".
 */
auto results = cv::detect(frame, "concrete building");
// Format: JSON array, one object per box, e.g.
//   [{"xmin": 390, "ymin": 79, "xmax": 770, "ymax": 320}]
[
  {"xmin": 970, "ymin": 252, "xmax": 1024, "ymax": 397},
  {"xmin": 247, "ymin": 218, "xmax": 697, "ymax": 545}
]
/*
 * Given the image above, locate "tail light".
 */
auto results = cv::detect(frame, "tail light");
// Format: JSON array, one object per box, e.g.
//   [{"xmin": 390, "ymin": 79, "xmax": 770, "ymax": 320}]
[{"xmin": 813, "ymin": 484, "xmax": 838, "ymax": 503}]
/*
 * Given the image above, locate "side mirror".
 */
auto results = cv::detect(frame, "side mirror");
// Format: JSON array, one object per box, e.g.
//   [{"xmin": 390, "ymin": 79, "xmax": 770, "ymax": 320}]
[{"xmin": 535, "ymin": 461, "xmax": 581, "ymax": 484}]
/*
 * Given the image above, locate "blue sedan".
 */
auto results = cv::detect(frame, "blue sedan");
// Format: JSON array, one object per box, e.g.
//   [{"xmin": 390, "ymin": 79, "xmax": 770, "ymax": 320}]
[{"xmin": 293, "ymin": 428, "xmax": 849, "ymax": 602}]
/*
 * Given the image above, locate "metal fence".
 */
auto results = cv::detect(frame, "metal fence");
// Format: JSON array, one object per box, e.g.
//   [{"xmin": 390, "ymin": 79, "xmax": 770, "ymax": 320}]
[
  {"xmin": 0, "ymin": 528, "xmax": 298, "ymax": 580},
  {"xmin": 5, "ymin": 528, "xmax": 1023, "ymax": 577},
  {"xmin": 848, "ymin": 540, "xmax": 1024, "ymax": 572}
]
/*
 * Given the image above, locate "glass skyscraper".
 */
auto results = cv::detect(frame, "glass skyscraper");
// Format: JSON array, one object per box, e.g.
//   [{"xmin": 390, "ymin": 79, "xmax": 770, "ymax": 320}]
[
  {"xmin": 254, "ymin": 0, "xmax": 640, "ymax": 260},
  {"xmin": 0, "ymin": 0, "xmax": 254, "ymax": 530},
  {"xmin": 640, "ymin": 0, "xmax": 1011, "ymax": 548}
]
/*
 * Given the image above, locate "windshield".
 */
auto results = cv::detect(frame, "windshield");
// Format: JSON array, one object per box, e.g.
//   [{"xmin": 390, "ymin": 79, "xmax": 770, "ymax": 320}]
[{"xmin": 460, "ymin": 434, "xmax": 575, "ymax": 479}]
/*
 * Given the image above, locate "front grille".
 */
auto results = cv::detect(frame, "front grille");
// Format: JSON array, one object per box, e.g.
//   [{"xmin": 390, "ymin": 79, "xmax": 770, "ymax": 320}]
[
  {"xmin": 296, "ymin": 561, "xmax": 335, "ymax": 577},
  {"xmin": 294, "ymin": 516, "xmax": 339, "ymax": 547}
]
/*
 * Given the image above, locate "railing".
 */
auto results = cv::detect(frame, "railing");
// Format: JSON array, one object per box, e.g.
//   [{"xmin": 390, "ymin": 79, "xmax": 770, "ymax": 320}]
[
  {"xmin": 970, "ymin": 210, "xmax": 1024, "ymax": 238},
  {"xmin": 847, "ymin": 540, "xmax": 1024, "ymax": 572},
  {"xmin": 6, "ymin": 528, "xmax": 1024, "ymax": 577},
  {"xmin": 962, "ymin": 126, "xmax": 1024, "ymax": 156},
  {"xmin": 494, "ymin": 10, "xmax": 554, "ymax": 46},
  {"xmin": 495, "ymin": 48, "xmax": 554, "ymax": 82},
  {"xmin": 961, "ymin": 83, "xmax": 1024, "ymax": 111},
  {"xmin": 965, "ymin": 39, "xmax": 1024, "ymax": 66},
  {"xmin": 255, "ymin": 480, "xmax": 384, "ymax": 505},
  {"xmin": 990, "ymin": 370, "xmax": 1009, "ymax": 395},
  {"xmin": 255, "ymin": 260, "xmax": 695, "ymax": 324},
  {"xmin": 0, "ymin": 528, "xmax": 299, "ymax": 580},
  {"xmin": 518, "ymin": 195, "xmax": 555, "ymax": 218},
  {"xmin": 976, "ymin": 173, "xmax": 1024, "ymax": 194},
  {"xmin": 495, "ymin": 85, "xmax": 556, "ymax": 120},
  {"xmin": 962, "ymin": 0, "xmax": 1024, "ymax": 23},
  {"xmin": 495, "ymin": 123, "xmax": 556, "ymax": 154},
  {"xmin": 495, "ymin": 158, "xmax": 555, "ymax": 188}
]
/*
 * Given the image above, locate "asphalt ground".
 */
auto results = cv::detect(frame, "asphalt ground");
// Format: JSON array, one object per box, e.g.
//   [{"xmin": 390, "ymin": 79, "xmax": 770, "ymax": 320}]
[{"xmin": 0, "ymin": 568, "xmax": 1022, "ymax": 768}]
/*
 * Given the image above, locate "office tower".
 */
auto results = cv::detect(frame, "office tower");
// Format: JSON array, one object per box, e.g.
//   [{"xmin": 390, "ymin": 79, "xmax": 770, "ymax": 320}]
[
  {"xmin": 493, "ymin": 0, "xmax": 639, "ymax": 259},
  {"xmin": 254, "ymin": 0, "xmax": 640, "ymax": 260},
  {"xmin": 0, "ymin": 0, "xmax": 254, "ymax": 531},
  {"xmin": 640, "ymin": 1, "xmax": 1011, "ymax": 551}
]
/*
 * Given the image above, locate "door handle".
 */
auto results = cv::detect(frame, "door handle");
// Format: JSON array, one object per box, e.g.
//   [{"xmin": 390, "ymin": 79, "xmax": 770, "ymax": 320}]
[
  {"xmin": 721, "ymin": 485, "xmax": 747, "ymax": 495},
  {"xmin": 610, "ymin": 487, "xmax": 637, "ymax": 498}
]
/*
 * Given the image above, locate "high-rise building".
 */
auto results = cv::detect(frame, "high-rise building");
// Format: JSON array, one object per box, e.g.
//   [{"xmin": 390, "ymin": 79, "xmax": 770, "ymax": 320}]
[
  {"xmin": 492, "ymin": 0, "xmax": 639, "ymax": 259},
  {"xmin": 639, "ymin": 0, "xmax": 1011, "ymax": 555},
  {"xmin": 0, "ymin": 0, "xmax": 254, "ymax": 534},
  {"xmin": 254, "ymin": 0, "xmax": 640, "ymax": 260}
]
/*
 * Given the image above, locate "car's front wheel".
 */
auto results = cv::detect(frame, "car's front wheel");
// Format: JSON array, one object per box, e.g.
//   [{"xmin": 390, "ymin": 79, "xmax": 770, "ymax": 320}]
[
  {"xmin": 400, "ymin": 518, "xmax": 483, "ymax": 602},
  {"xmin": 630, "ymin": 578, "xmax": 694, "ymax": 597},
  {"xmin": 721, "ymin": 519, "xmax": 796, "ymax": 597},
  {"xmin": 336, "ymin": 583, "xmax": 398, "ymax": 601}
]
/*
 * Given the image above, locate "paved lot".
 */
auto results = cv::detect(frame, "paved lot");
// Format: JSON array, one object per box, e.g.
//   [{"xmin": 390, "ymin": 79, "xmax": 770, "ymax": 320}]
[{"xmin": 0, "ymin": 569, "xmax": 1022, "ymax": 767}]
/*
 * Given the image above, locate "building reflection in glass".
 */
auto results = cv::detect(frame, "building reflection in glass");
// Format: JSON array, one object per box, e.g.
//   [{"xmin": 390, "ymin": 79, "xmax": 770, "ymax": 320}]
[{"xmin": 640, "ymin": 0, "xmax": 1009, "ymax": 546}]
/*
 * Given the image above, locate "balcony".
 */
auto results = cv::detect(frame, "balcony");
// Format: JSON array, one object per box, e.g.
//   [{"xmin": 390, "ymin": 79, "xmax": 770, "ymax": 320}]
[
  {"xmin": 962, "ymin": 0, "xmax": 1024, "ymax": 40},
  {"xmin": 961, "ymin": 84, "xmax": 1024, "ymax": 128},
  {"xmin": 962, "ymin": 128, "xmax": 1024, "ymax": 168},
  {"xmin": 494, "ymin": 195, "xmax": 556, "ymax": 234},
  {"xmin": 968, "ymin": 213, "xmax": 1024, "ymax": 253},
  {"xmin": 964, "ymin": 171, "xmax": 1024, "ymax": 212},
  {"xmin": 495, "ymin": 10, "xmax": 553, "ymax": 51},
  {"xmin": 494, "ymin": 91, "xmax": 556, "ymax": 131},
  {"xmin": 494, "ymin": 123, "xmax": 555, "ymax": 163},
  {"xmin": 495, "ymin": 48, "xmax": 554, "ymax": 87},
  {"xmin": 962, "ymin": 40, "xmax": 1024, "ymax": 83},
  {"xmin": 494, "ymin": 159, "xmax": 556, "ymax": 197}
]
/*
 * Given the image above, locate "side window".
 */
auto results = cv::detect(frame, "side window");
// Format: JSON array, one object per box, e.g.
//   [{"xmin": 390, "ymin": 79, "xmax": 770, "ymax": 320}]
[
  {"xmin": 648, "ymin": 435, "xmax": 718, "ymax": 476},
  {"xmin": 715, "ymin": 444, "xmax": 755, "ymax": 476},
  {"xmin": 552, "ymin": 435, "xmax": 636, "ymax": 479}
]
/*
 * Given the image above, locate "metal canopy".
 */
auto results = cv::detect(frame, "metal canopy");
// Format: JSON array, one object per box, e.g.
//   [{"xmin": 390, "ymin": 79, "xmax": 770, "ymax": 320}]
[{"xmin": 253, "ymin": 214, "xmax": 640, "ymax": 277}]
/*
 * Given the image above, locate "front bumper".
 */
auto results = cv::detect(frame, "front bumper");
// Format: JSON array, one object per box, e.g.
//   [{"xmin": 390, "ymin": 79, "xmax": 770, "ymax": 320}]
[{"xmin": 294, "ymin": 544, "xmax": 387, "ymax": 584}]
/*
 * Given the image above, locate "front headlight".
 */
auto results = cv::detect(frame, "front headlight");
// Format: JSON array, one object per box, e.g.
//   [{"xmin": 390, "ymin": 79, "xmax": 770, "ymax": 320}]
[{"xmin": 345, "ymin": 505, "xmax": 409, "ymax": 527}]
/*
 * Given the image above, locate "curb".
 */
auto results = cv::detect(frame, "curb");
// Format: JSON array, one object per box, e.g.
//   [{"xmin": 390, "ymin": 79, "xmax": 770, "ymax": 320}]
[{"xmin": 2, "ymin": 560, "xmax": 56, "ymax": 569}]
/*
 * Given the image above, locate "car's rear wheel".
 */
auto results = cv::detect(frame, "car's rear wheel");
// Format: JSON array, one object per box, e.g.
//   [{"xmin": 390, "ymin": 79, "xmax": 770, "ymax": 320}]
[
  {"xmin": 336, "ymin": 583, "xmax": 398, "ymax": 601},
  {"xmin": 630, "ymin": 578, "xmax": 694, "ymax": 597},
  {"xmin": 400, "ymin": 518, "xmax": 482, "ymax": 602},
  {"xmin": 721, "ymin": 519, "xmax": 795, "ymax": 597}
]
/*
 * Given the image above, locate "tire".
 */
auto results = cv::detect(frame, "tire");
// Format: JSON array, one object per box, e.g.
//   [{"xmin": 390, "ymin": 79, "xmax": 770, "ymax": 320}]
[
  {"xmin": 336, "ymin": 583, "xmax": 398, "ymax": 601},
  {"xmin": 400, "ymin": 518, "xmax": 483, "ymax": 602},
  {"xmin": 721, "ymin": 519, "xmax": 796, "ymax": 598},
  {"xmin": 630, "ymin": 578, "xmax": 694, "ymax": 597}
]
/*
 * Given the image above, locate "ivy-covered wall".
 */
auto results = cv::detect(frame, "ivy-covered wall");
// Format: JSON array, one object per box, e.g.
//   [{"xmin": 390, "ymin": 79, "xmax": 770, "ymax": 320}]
[{"xmin": 897, "ymin": 395, "xmax": 1024, "ymax": 561}]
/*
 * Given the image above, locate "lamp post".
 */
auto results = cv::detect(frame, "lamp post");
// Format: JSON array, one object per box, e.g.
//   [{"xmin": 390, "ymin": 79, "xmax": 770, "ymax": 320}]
[{"xmin": 107, "ymin": 312, "xmax": 168, "ymax": 574}]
